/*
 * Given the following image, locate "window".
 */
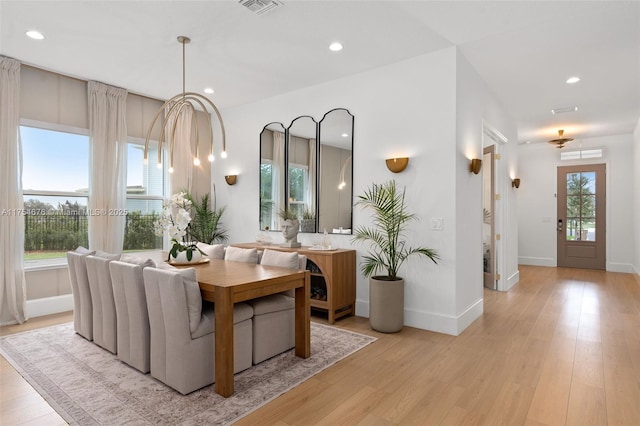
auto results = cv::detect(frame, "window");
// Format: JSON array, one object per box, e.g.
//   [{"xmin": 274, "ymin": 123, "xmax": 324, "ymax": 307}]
[
  {"xmin": 565, "ymin": 172, "xmax": 596, "ymax": 241},
  {"xmin": 260, "ymin": 161, "xmax": 273, "ymax": 230},
  {"xmin": 560, "ymin": 148, "xmax": 604, "ymax": 161},
  {"xmin": 288, "ymin": 163, "xmax": 308, "ymax": 219},
  {"xmin": 124, "ymin": 140, "xmax": 166, "ymax": 251},
  {"xmin": 21, "ymin": 124, "xmax": 90, "ymax": 262},
  {"xmin": 20, "ymin": 124, "xmax": 169, "ymax": 264}
]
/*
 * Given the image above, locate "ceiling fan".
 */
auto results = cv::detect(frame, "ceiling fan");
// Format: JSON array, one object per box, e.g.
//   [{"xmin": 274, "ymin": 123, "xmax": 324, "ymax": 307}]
[{"xmin": 548, "ymin": 129, "xmax": 573, "ymax": 148}]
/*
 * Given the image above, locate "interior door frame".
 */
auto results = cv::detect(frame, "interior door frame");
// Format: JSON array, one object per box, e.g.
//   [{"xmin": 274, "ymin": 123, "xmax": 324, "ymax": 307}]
[
  {"xmin": 483, "ymin": 145, "xmax": 496, "ymax": 290},
  {"xmin": 556, "ymin": 163, "xmax": 606, "ymax": 270},
  {"xmin": 482, "ymin": 121, "xmax": 508, "ymax": 291}
]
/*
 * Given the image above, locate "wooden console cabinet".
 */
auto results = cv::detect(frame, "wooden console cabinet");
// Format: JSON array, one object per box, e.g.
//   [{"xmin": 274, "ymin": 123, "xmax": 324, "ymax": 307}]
[{"xmin": 233, "ymin": 243, "xmax": 356, "ymax": 323}]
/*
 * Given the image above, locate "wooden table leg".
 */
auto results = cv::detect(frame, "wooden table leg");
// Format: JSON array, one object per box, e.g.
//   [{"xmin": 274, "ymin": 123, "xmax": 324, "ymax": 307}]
[
  {"xmin": 294, "ymin": 271, "xmax": 311, "ymax": 358},
  {"xmin": 214, "ymin": 286, "xmax": 234, "ymax": 397}
]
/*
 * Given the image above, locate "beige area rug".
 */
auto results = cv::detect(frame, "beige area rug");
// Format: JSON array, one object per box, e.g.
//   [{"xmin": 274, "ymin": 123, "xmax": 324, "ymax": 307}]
[{"xmin": 0, "ymin": 321, "xmax": 376, "ymax": 425}]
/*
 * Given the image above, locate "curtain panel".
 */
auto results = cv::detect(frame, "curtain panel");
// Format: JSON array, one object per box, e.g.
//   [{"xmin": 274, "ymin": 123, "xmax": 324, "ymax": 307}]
[
  {"xmin": 166, "ymin": 102, "xmax": 194, "ymax": 194},
  {"xmin": 272, "ymin": 131, "xmax": 285, "ymax": 230},
  {"xmin": 0, "ymin": 56, "xmax": 27, "ymax": 324},
  {"xmin": 88, "ymin": 81, "xmax": 128, "ymax": 253}
]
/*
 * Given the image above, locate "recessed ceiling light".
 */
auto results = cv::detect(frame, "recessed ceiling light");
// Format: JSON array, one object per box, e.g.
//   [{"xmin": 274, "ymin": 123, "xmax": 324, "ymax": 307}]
[
  {"xmin": 26, "ymin": 30, "xmax": 44, "ymax": 40},
  {"xmin": 204, "ymin": 88, "xmax": 214, "ymax": 94},
  {"xmin": 329, "ymin": 42, "xmax": 343, "ymax": 52},
  {"xmin": 341, "ymin": 133, "xmax": 349, "ymax": 137},
  {"xmin": 566, "ymin": 76, "xmax": 580, "ymax": 84}
]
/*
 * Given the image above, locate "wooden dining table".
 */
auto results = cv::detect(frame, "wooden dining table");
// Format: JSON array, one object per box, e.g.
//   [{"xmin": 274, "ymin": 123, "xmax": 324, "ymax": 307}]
[{"xmin": 190, "ymin": 258, "xmax": 310, "ymax": 397}]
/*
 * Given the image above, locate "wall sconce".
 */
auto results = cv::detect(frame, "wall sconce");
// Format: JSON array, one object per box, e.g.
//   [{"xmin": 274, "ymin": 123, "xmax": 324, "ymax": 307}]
[
  {"xmin": 512, "ymin": 178, "xmax": 521, "ymax": 188},
  {"xmin": 224, "ymin": 175, "xmax": 237, "ymax": 186},
  {"xmin": 469, "ymin": 158, "xmax": 482, "ymax": 174},
  {"xmin": 386, "ymin": 157, "xmax": 409, "ymax": 173}
]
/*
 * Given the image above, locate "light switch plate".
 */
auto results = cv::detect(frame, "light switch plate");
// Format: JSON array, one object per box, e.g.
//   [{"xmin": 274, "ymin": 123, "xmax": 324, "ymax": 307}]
[{"xmin": 431, "ymin": 217, "xmax": 443, "ymax": 231}]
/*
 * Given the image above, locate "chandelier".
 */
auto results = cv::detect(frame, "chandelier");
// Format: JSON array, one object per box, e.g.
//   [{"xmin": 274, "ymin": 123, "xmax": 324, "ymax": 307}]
[{"xmin": 143, "ymin": 36, "xmax": 226, "ymax": 173}]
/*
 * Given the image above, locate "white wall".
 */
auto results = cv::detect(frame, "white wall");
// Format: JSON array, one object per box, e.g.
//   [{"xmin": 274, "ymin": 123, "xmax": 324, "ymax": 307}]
[
  {"xmin": 518, "ymin": 134, "xmax": 636, "ymax": 272},
  {"xmin": 454, "ymin": 51, "xmax": 519, "ymax": 325},
  {"xmin": 217, "ymin": 47, "xmax": 517, "ymax": 335},
  {"xmin": 634, "ymin": 118, "xmax": 640, "ymax": 275}
]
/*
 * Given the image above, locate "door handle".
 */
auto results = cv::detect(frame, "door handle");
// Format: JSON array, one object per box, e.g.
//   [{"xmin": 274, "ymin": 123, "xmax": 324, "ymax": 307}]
[{"xmin": 557, "ymin": 219, "xmax": 563, "ymax": 232}]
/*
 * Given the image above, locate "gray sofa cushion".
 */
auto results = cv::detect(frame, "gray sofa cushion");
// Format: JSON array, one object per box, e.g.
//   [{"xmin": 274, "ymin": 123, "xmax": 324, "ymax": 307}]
[
  {"xmin": 86, "ymin": 255, "xmax": 118, "ymax": 353},
  {"xmin": 75, "ymin": 246, "xmax": 95, "ymax": 255},
  {"xmin": 120, "ymin": 254, "xmax": 155, "ymax": 269},
  {"xmin": 94, "ymin": 250, "xmax": 121, "ymax": 261},
  {"xmin": 67, "ymin": 250, "xmax": 94, "ymax": 340},
  {"xmin": 250, "ymin": 293, "xmax": 294, "ymax": 315},
  {"xmin": 173, "ymin": 268, "xmax": 201, "ymax": 334},
  {"xmin": 109, "ymin": 260, "xmax": 151, "ymax": 373}
]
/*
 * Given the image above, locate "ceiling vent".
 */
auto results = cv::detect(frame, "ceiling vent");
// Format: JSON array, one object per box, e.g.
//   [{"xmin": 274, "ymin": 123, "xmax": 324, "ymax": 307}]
[
  {"xmin": 551, "ymin": 106, "xmax": 578, "ymax": 115},
  {"xmin": 239, "ymin": 0, "xmax": 283, "ymax": 15}
]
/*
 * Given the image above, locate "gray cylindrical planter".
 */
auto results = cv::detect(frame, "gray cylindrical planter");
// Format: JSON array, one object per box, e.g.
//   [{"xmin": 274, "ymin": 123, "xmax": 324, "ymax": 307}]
[{"xmin": 369, "ymin": 277, "xmax": 404, "ymax": 333}]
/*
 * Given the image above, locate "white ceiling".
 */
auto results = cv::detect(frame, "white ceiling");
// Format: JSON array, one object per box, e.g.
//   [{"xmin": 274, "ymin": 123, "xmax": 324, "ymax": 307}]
[{"xmin": 1, "ymin": 1, "xmax": 638, "ymax": 145}]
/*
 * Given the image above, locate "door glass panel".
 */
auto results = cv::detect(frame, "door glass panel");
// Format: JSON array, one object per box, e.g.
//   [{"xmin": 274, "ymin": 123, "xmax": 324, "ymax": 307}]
[{"xmin": 565, "ymin": 172, "xmax": 596, "ymax": 241}]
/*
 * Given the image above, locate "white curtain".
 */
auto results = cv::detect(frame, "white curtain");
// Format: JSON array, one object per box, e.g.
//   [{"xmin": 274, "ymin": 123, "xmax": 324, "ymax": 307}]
[
  {"xmin": 88, "ymin": 81, "xmax": 127, "ymax": 253},
  {"xmin": 271, "ymin": 130, "xmax": 285, "ymax": 229},
  {"xmin": 167, "ymin": 103, "xmax": 194, "ymax": 194},
  {"xmin": 0, "ymin": 56, "xmax": 27, "ymax": 324},
  {"xmin": 305, "ymin": 138, "xmax": 317, "ymax": 213}
]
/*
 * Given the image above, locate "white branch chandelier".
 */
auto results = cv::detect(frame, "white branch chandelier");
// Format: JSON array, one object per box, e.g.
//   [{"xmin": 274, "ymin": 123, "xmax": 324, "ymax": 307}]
[{"xmin": 143, "ymin": 36, "xmax": 227, "ymax": 173}]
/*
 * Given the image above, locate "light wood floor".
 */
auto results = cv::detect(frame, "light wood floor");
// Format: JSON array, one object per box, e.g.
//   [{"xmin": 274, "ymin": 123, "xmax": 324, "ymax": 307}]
[{"xmin": 1, "ymin": 266, "xmax": 639, "ymax": 425}]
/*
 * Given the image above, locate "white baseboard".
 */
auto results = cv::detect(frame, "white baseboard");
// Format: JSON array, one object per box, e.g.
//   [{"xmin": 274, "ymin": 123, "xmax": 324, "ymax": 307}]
[
  {"xmin": 606, "ymin": 262, "xmax": 636, "ymax": 274},
  {"xmin": 518, "ymin": 256, "xmax": 555, "ymax": 267},
  {"xmin": 358, "ymin": 298, "xmax": 484, "ymax": 337},
  {"xmin": 26, "ymin": 294, "xmax": 73, "ymax": 319},
  {"xmin": 355, "ymin": 300, "xmax": 369, "ymax": 319},
  {"xmin": 504, "ymin": 270, "xmax": 520, "ymax": 291}
]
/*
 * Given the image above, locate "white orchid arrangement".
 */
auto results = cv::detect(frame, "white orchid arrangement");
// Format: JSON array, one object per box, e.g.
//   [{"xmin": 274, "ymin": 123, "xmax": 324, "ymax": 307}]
[{"xmin": 154, "ymin": 192, "xmax": 204, "ymax": 261}]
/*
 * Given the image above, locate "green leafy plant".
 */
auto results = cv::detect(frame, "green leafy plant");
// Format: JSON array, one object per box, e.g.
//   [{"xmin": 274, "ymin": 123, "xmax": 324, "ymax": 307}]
[
  {"xmin": 185, "ymin": 191, "xmax": 228, "ymax": 245},
  {"xmin": 277, "ymin": 208, "xmax": 298, "ymax": 221},
  {"xmin": 301, "ymin": 204, "xmax": 315, "ymax": 220},
  {"xmin": 352, "ymin": 180, "xmax": 439, "ymax": 280}
]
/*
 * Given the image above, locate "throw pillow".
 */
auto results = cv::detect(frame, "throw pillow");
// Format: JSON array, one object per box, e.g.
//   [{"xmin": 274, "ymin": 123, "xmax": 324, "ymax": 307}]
[
  {"xmin": 196, "ymin": 242, "xmax": 225, "ymax": 259},
  {"xmin": 260, "ymin": 249, "xmax": 299, "ymax": 270},
  {"xmin": 224, "ymin": 246, "xmax": 259, "ymax": 264}
]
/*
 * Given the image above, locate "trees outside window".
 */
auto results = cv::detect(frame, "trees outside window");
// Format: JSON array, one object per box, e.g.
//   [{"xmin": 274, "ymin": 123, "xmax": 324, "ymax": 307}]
[{"xmin": 566, "ymin": 172, "xmax": 596, "ymax": 241}]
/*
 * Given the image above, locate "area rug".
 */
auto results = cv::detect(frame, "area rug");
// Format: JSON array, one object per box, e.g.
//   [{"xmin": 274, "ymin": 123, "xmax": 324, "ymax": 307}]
[{"xmin": 0, "ymin": 321, "xmax": 376, "ymax": 425}]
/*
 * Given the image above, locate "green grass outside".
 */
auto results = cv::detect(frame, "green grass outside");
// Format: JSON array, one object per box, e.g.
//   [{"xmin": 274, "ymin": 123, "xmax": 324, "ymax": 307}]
[{"xmin": 24, "ymin": 248, "xmax": 160, "ymax": 261}]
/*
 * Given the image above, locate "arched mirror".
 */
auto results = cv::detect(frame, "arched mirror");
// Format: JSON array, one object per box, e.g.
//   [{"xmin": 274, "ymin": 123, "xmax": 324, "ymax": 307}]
[
  {"xmin": 319, "ymin": 108, "xmax": 354, "ymax": 234},
  {"xmin": 287, "ymin": 116, "xmax": 318, "ymax": 233},
  {"xmin": 260, "ymin": 122, "xmax": 286, "ymax": 231},
  {"xmin": 258, "ymin": 109, "xmax": 353, "ymax": 234}
]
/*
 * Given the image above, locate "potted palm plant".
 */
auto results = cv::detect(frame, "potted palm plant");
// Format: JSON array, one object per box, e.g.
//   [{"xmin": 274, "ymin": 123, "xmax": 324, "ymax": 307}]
[
  {"xmin": 352, "ymin": 180, "xmax": 439, "ymax": 332},
  {"xmin": 185, "ymin": 191, "xmax": 228, "ymax": 245}
]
